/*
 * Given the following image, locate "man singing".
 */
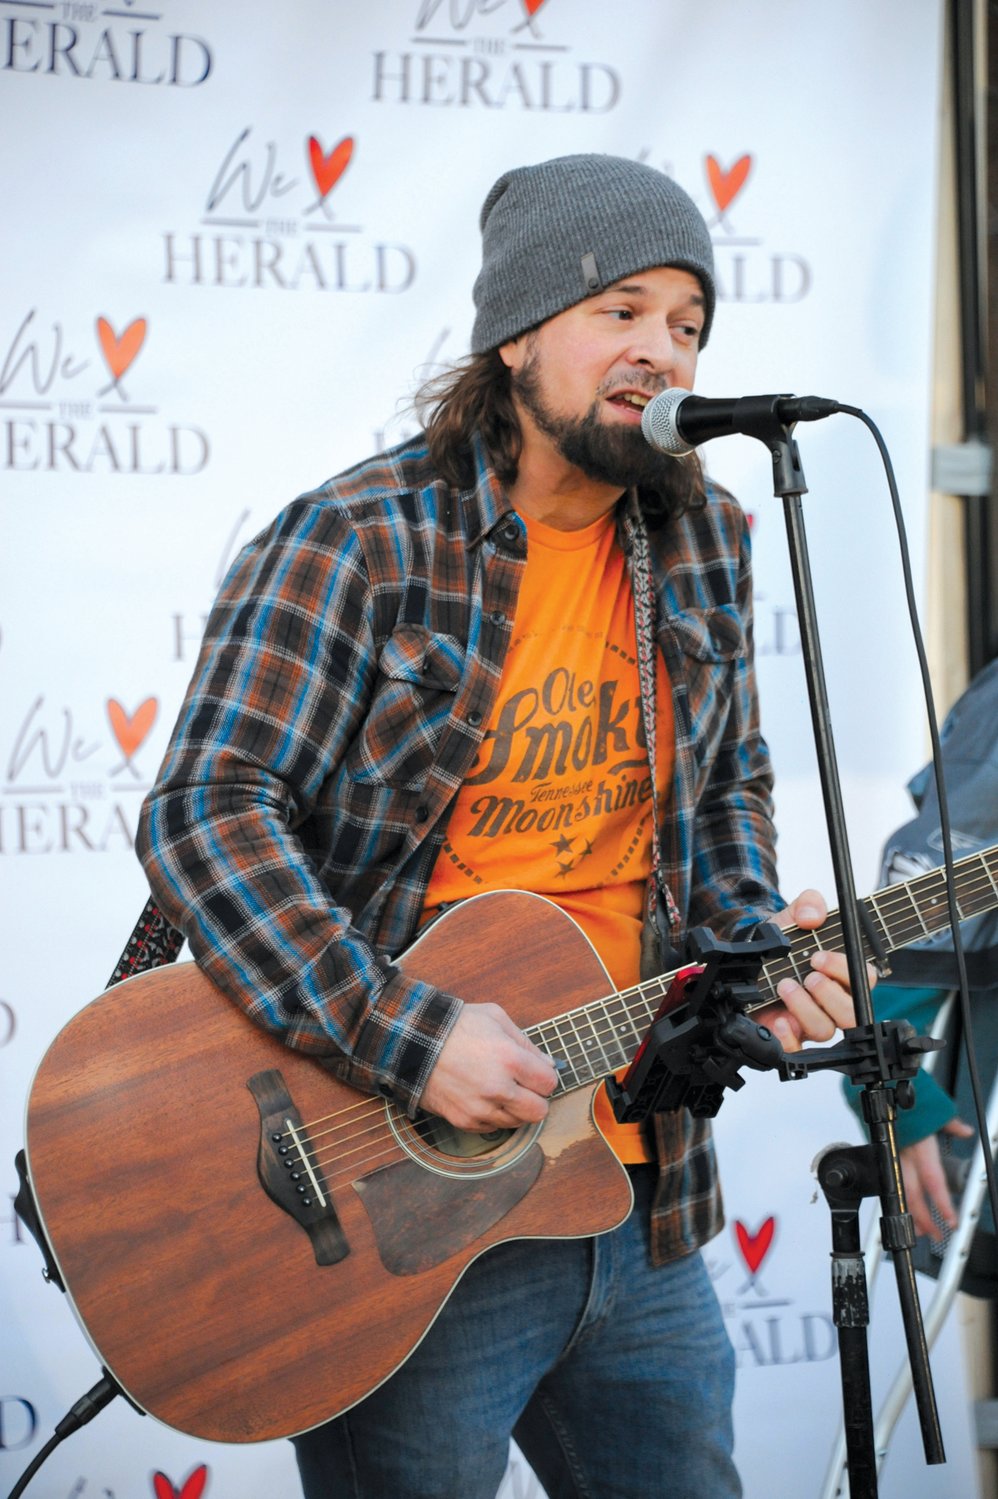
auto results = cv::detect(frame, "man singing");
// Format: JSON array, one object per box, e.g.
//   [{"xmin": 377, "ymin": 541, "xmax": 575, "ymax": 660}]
[{"xmin": 138, "ymin": 154, "xmax": 859, "ymax": 1498}]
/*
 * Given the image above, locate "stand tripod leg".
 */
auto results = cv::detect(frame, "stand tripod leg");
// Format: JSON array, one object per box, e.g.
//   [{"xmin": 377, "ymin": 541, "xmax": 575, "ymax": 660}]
[
  {"xmin": 838, "ymin": 1320, "xmax": 877, "ymax": 1496},
  {"xmin": 820, "ymin": 1146, "xmax": 882, "ymax": 1497}
]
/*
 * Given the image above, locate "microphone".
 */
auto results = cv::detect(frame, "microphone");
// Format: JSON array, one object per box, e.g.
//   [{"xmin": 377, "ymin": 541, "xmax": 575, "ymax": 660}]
[{"xmin": 641, "ymin": 388, "xmax": 841, "ymax": 455}]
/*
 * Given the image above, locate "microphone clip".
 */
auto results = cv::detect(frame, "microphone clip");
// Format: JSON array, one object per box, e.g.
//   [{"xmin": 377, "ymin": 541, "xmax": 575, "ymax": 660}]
[{"xmin": 731, "ymin": 395, "xmax": 809, "ymax": 498}]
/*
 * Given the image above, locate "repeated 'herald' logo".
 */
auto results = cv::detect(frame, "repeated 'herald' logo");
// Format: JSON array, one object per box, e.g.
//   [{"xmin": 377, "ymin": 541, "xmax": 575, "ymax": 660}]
[
  {"xmin": 1, "ymin": 691, "xmax": 160, "ymax": 855},
  {"xmin": 697, "ymin": 151, "xmax": 812, "ymax": 306},
  {"xmin": 373, "ymin": 0, "xmax": 620, "ymax": 113},
  {"xmin": 711, "ymin": 1213, "xmax": 836, "ymax": 1369},
  {"xmin": 1, "ymin": 1, "xmax": 213, "ymax": 86},
  {"xmin": 163, "ymin": 128, "xmax": 416, "ymax": 294},
  {"xmin": 735, "ymin": 511, "xmax": 801, "ymax": 657},
  {"xmin": 0, "ymin": 309, "xmax": 209, "ymax": 474}
]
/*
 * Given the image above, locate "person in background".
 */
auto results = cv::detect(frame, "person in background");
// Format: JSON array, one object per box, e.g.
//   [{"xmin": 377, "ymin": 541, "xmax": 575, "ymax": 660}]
[{"xmin": 844, "ymin": 661, "xmax": 997, "ymax": 1293}]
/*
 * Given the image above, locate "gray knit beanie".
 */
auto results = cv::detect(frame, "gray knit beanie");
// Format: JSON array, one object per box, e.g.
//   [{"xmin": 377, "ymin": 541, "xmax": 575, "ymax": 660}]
[{"xmin": 471, "ymin": 154, "xmax": 715, "ymax": 354}]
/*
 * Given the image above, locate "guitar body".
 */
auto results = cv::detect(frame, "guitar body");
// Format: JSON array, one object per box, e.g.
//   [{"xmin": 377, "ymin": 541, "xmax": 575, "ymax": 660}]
[{"xmin": 25, "ymin": 891, "xmax": 633, "ymax": 1444}]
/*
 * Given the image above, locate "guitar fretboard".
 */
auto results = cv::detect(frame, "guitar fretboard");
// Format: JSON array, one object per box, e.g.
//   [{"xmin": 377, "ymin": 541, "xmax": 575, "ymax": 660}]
[{"xmin": 526, "ymin": 846, "xmax": 998, "ymax": 1094}]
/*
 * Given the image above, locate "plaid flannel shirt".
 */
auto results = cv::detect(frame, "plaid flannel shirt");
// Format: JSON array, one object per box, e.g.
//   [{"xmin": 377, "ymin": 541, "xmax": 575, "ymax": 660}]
[{"xmin": 137, "ymin": 429, "xmax": 782, "ymax": 1263}]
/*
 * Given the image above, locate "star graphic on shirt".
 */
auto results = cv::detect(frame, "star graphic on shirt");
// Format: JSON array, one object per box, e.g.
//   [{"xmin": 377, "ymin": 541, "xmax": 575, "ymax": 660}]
[
  {"xmin": 551, "ymin": 834, "xmax": 574, "ymax": 855},
  {"xmin": 579, "ymin": 838, "xmax": 594, "ymax": 859},
  {"xmin": 555, "ymin": 859, "xmax": 575, "ymax": 879}
]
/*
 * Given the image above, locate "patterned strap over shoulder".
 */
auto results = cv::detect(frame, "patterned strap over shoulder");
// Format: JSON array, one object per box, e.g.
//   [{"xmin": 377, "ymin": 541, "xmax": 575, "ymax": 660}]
[
  {"xmin": 107, "ymin": 897, "xmax": 185, "ymax": 988},
  {"xmin": 625, "ymin": 499, "xmax": 681, "ymax": 941}
]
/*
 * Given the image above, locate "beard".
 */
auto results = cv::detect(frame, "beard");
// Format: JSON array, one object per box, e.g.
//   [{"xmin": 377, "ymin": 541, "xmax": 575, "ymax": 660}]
[{"xmin": 510, "ymin": 347, "xmax": 685, "ymax": 492}]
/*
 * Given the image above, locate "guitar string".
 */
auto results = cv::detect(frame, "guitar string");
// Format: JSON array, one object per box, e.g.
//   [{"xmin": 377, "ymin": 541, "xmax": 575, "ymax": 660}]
[
  {"xmin": 278, "ymin": 860, "xmax": 997, "ymax": 1181},
  {"xmin": 282, "ymin": 859, "xmax": 998, "ymax": 1165},
  {"xmin": 519, "ymin": 864, "xmax": 997, "ymax": 1091},
  {"xmin": 282, "ymin": 862, "xmax": 998, "ymax": 1158},
  {"xmin": 298, "ymin": 1110, "xmax": 548, "ymax": 1185},
  {"xmin": 306, "ymin": 1115, "xmax": 523, "ymax": 1179}
]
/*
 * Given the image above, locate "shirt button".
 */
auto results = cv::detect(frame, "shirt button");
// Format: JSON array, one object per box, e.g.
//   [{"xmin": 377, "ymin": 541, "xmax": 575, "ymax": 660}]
[
  {"xmin": 466, "ymin": 710, "xmax": 482, "ymax": 727},
  {"xmin": 489, "ymin": 610, "xmax": 505, "ymax": 626},
  {"xmin": 415, "ymin": 804, "xmax": 429, "ymax": 823},
  {"xmin": 502, "ymin": 524, "xmax": 520, "ymax": 546}
]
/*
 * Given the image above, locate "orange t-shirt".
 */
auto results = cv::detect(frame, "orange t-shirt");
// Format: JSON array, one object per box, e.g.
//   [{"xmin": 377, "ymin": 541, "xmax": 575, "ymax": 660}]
[{"xmin": 423, "ymin": 508, "xmax": 674, "ymax": 1162}]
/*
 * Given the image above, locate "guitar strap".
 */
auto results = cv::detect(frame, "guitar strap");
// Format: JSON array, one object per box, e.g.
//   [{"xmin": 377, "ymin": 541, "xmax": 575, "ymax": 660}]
[
  {"xmin": 625, "ymin": 499, "xmax": 681, "ymax": 978},
  {"xmin": 107, "ymin": 896, "xmax": 185, "ymax": 989}
]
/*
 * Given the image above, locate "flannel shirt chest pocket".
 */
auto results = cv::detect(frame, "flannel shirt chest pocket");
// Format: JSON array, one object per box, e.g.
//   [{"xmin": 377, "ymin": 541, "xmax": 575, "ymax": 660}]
[
  {"xmin": 347, "ymin": 625, "xmax": 465, "ymax": 790},
  {"xmin": 661, "ymin": 604, "xmax": 746, "ymax": 766}
]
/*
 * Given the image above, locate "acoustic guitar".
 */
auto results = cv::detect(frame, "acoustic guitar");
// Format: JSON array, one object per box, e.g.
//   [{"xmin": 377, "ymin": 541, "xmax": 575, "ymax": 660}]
[{"xmin": 23, "ymin": 845, "xmax": 998, "ymax": 1443}]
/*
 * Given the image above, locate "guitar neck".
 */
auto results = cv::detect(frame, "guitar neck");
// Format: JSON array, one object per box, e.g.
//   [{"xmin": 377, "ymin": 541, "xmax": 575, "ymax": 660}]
[{"xmin": 527, "ymin": 845, "xmax": 998, "ymax": 1095}]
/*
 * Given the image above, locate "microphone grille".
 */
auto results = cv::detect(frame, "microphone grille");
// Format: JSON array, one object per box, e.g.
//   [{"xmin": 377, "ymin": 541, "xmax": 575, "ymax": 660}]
[{"xmin": 641, "ymin": 389, "xmax": 694, "ymax": 455}]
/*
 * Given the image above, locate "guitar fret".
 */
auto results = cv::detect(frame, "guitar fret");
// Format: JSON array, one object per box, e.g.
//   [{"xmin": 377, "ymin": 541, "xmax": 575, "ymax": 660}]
[
  {"xmin": 573, "ymin": 1006, "xmax": 616, "ymax": 1083},
  {"xmin": 901, "ymin": 882, "xmax": 932, "ymax": 937},
  {"xmin": 863, "ymin": 892, "xmax": 892, "ymax": 960},
  {"xmin": 754, "ymin": 965, "xmax": 779, "ymax": 1008},
  {"xmin": 920, "ymin": 870, "xmax": 959, "ymax": 925},
  {"xmin": 531, "ymin": 1019, "xmax": 570, "ymax": 1084},
  {"xmin": 527, "ymin": 1016, "xmax": 570, "ymax": 1088},
  {"xmin": 586, "ymin": 1002, "xmax": 621, "ymax": 1073},
  {"xmin": 596, "ymin": 994, "xmax": 640, "ymax": 1055},
  {"xmin": 597, "ymin": 1011, "xmax": 629, "ymax": 1070},
  {"xmin": 784, "ymin": 946, "xmax": 806, "ymax": 984},
  {"xmin": 875, "ymin": 898, "xmax": 917, "ymax": 951},
  {"xmin": 559, "ymin": 1009, "xmax": 596, "ymax": 1083},
  {"xmin": 545, "ymin": 1015, "xmax": 586, "ymax": 1086},
  {"xmin": 985, "ymin": 857, "xmax": 998, "ymax": 902},
  {"xmin": 614, "ymin": 993, "xmax": 644, "ymax": 1048},
  {"xmin": 956, "ymin": 852, "xmax": 997, "ymax": 915},
  {"xmin": 630, "ymin": 980, "xmax": 661, "ymax": 1027}
]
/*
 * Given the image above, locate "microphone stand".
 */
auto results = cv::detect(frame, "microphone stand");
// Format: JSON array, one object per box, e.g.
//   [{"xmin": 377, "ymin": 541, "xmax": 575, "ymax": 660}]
[{"xmin": 757, "ymin": 406, "xmax": 944, "ymax": 1491}]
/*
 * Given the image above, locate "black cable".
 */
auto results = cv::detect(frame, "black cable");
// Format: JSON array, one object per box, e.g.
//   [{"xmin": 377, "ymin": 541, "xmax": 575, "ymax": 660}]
[
  {"xmin": 838, "ymin": 402, "xmax": 998, "ymax": 1243},
  {"xmin": 5, "ymin": 1373, "xmax": 120, "ymax": 1499}
]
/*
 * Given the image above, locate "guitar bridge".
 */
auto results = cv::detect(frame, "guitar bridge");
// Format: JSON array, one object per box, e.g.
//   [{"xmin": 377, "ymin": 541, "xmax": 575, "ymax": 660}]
[{"xmin": 248, "ymin": 1069, "xmax": 349, "ymax": 1266}]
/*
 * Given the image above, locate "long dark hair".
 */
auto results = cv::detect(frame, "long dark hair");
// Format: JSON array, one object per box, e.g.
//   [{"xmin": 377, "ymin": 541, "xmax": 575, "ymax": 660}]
[{"xmin": 414, "ymin": 350, "xmax": 707, "ymax": 529}]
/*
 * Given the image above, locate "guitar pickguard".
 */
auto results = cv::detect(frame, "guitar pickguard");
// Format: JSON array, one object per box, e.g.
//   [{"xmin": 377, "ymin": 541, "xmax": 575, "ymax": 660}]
[{"xmin": 353, "ymin": 1143, "xmax": 544, "ymax": 1275}]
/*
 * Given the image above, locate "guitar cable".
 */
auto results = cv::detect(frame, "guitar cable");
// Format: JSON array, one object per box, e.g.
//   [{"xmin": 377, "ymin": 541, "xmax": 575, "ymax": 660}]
[
  {"xmin": 4, "ymin": 1372, "xmax": 121, "ymax": 1499},
  {"xmin": 837, "ymin": 403, "xmax": 998, "ymax": 1247}
]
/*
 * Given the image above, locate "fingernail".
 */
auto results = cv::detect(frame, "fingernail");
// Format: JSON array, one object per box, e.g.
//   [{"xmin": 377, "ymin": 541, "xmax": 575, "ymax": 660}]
[{"xmin": 797, "ymin": 904, "xmax": 822, "ymax": 923}]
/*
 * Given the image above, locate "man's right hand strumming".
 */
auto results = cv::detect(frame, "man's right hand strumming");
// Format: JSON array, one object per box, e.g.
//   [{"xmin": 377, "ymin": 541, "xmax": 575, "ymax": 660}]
[{"xmin": 419, "ymin": 1003, "xmax": 560, "ymax": 1132}]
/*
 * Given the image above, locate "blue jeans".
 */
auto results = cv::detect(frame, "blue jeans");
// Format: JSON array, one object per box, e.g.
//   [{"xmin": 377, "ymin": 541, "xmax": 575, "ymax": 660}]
[{"xmin": 291, "ymin": 1165, "xmax": 740, "ymax": 1499}]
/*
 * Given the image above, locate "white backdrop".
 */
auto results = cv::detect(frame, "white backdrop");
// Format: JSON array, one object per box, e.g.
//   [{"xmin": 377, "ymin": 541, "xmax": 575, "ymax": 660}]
[{"xmin": 1, "ymin": 2, "xmax": 977, "ymax": 1496}]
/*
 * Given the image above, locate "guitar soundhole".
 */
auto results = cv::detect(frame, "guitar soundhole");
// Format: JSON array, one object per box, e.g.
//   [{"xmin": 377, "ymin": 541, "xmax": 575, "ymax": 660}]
[
  {"xmin": 388, "ymin": 1108, "xmax": 542, "ymax": 1178},
  {"xmin": 411, "ymin": 1114, "xmax": 514, "ymax": 1159}
]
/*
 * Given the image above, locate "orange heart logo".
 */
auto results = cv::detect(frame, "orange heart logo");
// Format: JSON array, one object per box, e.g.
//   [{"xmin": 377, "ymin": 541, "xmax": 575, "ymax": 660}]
[
  {"xmin": 706, "ymin": 154, "xmax": 752, "ymax": 214},
  {"xmin": 153, "ymin": 1465, "xmax": 208, "ymax": 1499},
  {"xmin": 107, "ymin": 696, "xmax": 158, "ymax": 762},
  {"xmin": 308, "ymin": 135, "xmax": 354, "ymax": 200},
  {"xmin": 96, "ymin": 316, "xmax": 147, "ymax": 383},
  {"xmin": 523, "ymin": 0, "xmax": 548, "ymax": 14},
  {"xmin": 734, "ymin": 1216, "xmax": 775, "ymax": 1276}
]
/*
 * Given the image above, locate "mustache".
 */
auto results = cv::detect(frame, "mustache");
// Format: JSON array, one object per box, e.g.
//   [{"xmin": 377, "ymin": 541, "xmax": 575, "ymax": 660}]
[{"xmin": 597, "ymin": 376, "xmax": 668, "ymax": 401}]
